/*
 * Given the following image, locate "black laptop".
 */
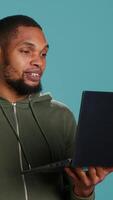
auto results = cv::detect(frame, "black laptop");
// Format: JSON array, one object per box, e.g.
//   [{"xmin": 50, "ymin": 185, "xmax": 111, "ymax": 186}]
[
  {"xmin": 22, "ymin": 90, "xmax": 113, "ymax": 174},
  {"xmin": 72, "ymin": 90, "xmax": 113, "ymax": 168}
]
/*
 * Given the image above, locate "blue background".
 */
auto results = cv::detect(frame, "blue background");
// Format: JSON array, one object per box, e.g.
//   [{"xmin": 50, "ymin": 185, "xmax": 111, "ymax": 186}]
[{"xmin": 0, "ymin": 0, "xmax": 113, "ymax": 198}]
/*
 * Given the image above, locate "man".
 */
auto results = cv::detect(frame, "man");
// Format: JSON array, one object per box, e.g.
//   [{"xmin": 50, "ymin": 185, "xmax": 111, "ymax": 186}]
[{"xmin": 0, "ymin": 15, "xmax": 112, "ymax": 200}]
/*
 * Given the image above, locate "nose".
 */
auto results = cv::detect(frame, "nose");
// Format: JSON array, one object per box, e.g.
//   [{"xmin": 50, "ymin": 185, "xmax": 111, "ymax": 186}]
[{"xmin": 30, "ymin": 54, "xmax": 43, "ymax": 67}]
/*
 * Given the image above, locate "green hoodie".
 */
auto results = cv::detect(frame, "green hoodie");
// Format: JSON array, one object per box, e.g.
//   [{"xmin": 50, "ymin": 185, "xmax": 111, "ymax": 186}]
[{"xmin": 0, "ymin": 93, "xmax": 94, "ymax": 200}]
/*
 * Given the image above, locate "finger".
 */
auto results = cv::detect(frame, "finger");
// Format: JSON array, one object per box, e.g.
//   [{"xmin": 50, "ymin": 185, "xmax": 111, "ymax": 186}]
[
  {"xmin": 96, "ymin": 167, "xmax": 107, "ymax": 180},
  {"xmin": 104, "ymin": 167, "xmax": 113, "ymax": 174},
  {"xmin": 88, "ymin": 167, "xmax": 104, "ymax": 184},
  {"xmin": 65, "ymin": 167, "xmax": 79, "ymax": 182},
  {"xmin": 74, "ymin": 167, "xmax": 91, "ymax": 186},
  {"xmin": 95, "ymin": 167, "xmax": 113, "ymax": 178},
  {"xmin": 88, "ymin": 167, "xmax": 97, "ymax": 179}
]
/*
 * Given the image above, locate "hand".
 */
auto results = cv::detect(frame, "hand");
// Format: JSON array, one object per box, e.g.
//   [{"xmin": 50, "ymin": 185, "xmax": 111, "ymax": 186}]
[{"xmin": 65, "ymin": 166, "xmax": 113, "ymax": 197}]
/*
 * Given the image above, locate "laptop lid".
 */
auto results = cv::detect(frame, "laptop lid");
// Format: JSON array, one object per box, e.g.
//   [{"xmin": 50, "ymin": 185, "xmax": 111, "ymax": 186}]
[
  {"xmin": 72, "ymin": 90, "xmax": 113, "ymax": 168},
  {"xmin": 22, "ymin": 90, "xmax": 113, "ymax": 174}
]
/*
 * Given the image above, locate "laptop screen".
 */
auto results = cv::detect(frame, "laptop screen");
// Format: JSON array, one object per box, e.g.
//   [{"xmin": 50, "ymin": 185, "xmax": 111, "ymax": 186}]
[{"xmin": 72, "ymin": 91, "xmax": 113, "ymax": 167}]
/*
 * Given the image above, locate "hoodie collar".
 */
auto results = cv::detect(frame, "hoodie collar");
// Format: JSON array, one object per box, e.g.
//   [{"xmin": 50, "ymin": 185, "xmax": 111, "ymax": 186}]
[
  {"xmin": 0, "ymin": 92, "xmax": 52, "ymax": 105},
  {"xmin": 29, "ymin": 92, "xmax": 52, "ymax": 103}
]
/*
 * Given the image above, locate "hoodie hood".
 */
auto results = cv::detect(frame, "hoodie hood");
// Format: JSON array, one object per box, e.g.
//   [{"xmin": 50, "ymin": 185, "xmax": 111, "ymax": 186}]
[{"xmin": 29, "ymin": 92, "xmax": 52, "ymax": 103}]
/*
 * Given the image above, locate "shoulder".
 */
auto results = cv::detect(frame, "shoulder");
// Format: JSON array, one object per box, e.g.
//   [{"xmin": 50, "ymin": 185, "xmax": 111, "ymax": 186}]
[
  {"xmin": 52, "ymin": 99, "xmax": 74, "ymax": 114},
  {"xmin": 50, "ymin": 99, "xmax": 76, "ymax": 126},
  {"xmin": 32, "ymin": 92, "xmax": 76, "ymax": 122}
]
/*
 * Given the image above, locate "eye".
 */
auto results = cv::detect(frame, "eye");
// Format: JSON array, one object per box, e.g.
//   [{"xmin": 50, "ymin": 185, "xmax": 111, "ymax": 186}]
[
  {"xmin": 22, "ymin": 50, "xmax": 30, "ymax": 54},
  {"xmin": 42, "ymin": 53, "xmax": 47, "ymax": 57},
  {"xmin": 19, "ymin": 49, "xmax": 31, "ymax": 54},
  {"xmin": 41, "ymin": 51, "xmax": 48, "ymax": 58}
]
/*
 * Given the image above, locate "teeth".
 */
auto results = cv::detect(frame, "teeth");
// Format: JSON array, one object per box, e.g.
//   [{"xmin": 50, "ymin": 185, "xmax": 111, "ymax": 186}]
[{"xmin": 31, "ymin": 73, "xmax": 39, "ymax": 77}]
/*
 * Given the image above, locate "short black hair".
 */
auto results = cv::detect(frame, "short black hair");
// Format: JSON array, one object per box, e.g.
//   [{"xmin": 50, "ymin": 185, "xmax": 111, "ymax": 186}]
[{"xmin": 0, "ymin": 15, "xmax": 42, "ymax": 48}]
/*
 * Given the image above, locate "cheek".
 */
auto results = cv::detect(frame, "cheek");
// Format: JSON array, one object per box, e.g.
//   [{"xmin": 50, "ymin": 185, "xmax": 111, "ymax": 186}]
[
  {"xmin": 2, "ymin": 50, "xmax": 28, "ymax": 79},
  {"xmin": 6, "ymin": 55, "xmax": 27, "ymax": 78},
  {"xmin": 3, "ymin": 65, "xmax": 20, "ymax": 79},
  {"xmin": 3, "ymin": 56, "xmax": 25, "ymax": 79}
]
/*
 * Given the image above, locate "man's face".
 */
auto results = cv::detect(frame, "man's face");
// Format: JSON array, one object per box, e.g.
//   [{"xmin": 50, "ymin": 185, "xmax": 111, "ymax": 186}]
[{"xmin": 0, "ymin": 26, "xmax": 49, "ymax": 95}]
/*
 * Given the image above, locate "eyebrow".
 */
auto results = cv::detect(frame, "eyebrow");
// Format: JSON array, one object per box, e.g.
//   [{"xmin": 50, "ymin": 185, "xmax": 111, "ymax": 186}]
[{"xmin": 21, "ymin": 42, "xmax": 49, "ymax": 50}]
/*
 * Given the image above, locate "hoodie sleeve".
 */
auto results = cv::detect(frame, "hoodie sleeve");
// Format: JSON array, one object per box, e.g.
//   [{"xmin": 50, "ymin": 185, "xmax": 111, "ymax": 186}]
[{"xmin": 71, "ymin": 191, "xmax": 95, "ymax": 200}]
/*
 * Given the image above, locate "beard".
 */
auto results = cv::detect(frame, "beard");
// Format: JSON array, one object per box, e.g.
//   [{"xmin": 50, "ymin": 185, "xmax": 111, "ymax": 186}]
[
  {"xmin": 1, "ymin": 48, "xmax": 43, "ymax": 96},
  {"xmin": 6, "ymin": 78, "xmax": 43, "ymax": 96}
]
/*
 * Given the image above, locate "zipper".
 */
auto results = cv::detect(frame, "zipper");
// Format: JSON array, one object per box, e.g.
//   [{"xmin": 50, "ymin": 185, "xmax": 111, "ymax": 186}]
[{"xmin": 12, "ymin": 103, "xmax": 29, "ymax": 200}]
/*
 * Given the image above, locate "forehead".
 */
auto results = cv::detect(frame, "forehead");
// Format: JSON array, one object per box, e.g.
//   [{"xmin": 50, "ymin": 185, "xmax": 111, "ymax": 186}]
[{"xmin": 9, "ymin": 26, "xmax": 48, "ymax": 49}]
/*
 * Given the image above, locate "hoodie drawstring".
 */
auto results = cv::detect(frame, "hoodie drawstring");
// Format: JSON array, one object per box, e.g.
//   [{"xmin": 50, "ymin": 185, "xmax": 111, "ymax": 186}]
[
  {"xmin": 0, "ymin": 103, "xmax": 30, "ymax": 169},
  {"xmin": 29, "ymin": 100, "xmax": 53, "ymax": 163}
]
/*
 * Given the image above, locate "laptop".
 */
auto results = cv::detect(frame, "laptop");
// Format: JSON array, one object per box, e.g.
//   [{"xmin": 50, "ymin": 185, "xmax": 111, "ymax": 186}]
[
  {"xmin": 72, "ymin": 90, "xmax": 113, "ymax": 168},
  {"xmin": 22, "ymin": 91, "xmax": 113, "ymax": 174}
]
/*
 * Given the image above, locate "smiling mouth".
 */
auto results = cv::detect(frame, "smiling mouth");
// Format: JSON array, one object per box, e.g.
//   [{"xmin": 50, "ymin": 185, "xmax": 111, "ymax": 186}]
[{"xmin": 23, "ymin": 70, "xmax": 42, "ymax": 82}]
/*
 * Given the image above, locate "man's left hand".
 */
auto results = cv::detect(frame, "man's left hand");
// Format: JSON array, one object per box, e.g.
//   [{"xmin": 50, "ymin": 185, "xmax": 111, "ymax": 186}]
[{"xmin": 65, "ymin": 166, "xmax": 113, "ymax": 197}]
